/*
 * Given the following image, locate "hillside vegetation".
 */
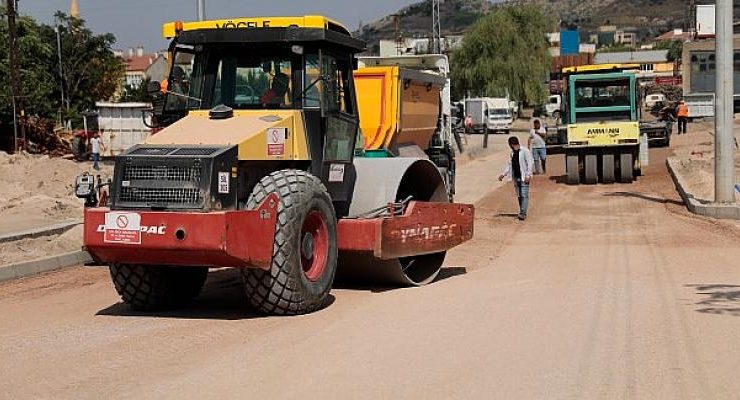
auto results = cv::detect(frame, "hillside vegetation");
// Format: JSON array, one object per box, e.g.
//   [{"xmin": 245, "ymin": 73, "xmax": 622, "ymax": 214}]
[{"xmin": 356, "ymin": 0, "xmax": 739, "ymax": 53}]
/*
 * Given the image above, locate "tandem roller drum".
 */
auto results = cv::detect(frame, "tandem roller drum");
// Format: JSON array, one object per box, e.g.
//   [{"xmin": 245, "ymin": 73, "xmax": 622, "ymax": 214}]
[{"xmin": 337, "ymin": 157, "xmax": 451, "ymax": 286}]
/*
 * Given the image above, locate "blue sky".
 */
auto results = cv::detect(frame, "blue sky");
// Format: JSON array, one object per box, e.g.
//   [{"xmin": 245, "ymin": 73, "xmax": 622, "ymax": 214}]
[{"xmin": 20, "ymin": 0, "xmax": 419, "ymax": 51}]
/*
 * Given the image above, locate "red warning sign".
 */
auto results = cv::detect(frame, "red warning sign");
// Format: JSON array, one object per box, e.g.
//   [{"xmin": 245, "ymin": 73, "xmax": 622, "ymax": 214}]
[
  {"xmin": 104, "ymin": 212, "xmax": 142, "ymax": 244},
  {"xmin": 267, "ymin": 128, "xmax": 286, "ymax": 156}
]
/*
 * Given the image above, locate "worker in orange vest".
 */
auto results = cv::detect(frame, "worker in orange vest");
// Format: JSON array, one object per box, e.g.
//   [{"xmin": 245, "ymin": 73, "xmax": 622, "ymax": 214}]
[{"xmin": 676, "ymin": 100, "xmax": 689, "ymax": 135}]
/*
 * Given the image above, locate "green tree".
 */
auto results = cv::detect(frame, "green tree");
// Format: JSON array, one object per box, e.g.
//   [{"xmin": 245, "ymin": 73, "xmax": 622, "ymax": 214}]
[
  {"xmin": 0, "ymin": 12, "xmax": 57, "ymax": 128},
  {"xmin": 0, "ymin": 10, "xmax": 124, "ymax": 136},
  {"xmin": 42, "ymin": 12, "xmax": 124, "ymax": 122},
  {"xmin": 450, "ymin": 4, "xmax": 552, "ymax": 103},
  {"xmin": 121, "ymin": 77, "xmax": 152, "ymax": 103},
  {"xmin": 653, "ymin": 40, "xmax": 683, "ymax": 62}
]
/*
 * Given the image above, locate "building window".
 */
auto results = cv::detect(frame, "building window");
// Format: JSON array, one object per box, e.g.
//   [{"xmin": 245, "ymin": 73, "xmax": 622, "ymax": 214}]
[
  {"xmin": 640, "ymin": 64, "xmax": 654, "ymax": 71},
  {"xmin": 691, "ymin": 52, "xmax": 716, "ymax": 74},
  {"xmin": 126, "ymin": 74, "xmax": 143, "ymax": 89}
]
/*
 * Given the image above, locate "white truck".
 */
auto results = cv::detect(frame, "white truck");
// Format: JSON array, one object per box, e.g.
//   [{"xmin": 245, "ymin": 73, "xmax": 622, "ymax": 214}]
[
  {"xmin": 545, "ymin": 94, "xmax": 562, "ymax": 118},
  {"xmin": 464, "ymin": 97, "xmax": 513, "ymax": 134},
  {"xmin": 486, "ymin": 97, "xmax": 513, "ymax": 134}
]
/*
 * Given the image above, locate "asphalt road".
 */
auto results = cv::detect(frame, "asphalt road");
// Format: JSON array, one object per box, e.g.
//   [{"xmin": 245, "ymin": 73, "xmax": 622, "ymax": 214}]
[{"xmin": 1, "ymin": 134, "xmax": 739, "ymax": 399}]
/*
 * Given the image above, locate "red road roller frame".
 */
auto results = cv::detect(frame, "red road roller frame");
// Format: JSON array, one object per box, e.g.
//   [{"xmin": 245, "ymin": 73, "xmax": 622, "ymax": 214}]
[{"xmin": 84, "ymin": 198, "xmax": 474, "ymax": 269}]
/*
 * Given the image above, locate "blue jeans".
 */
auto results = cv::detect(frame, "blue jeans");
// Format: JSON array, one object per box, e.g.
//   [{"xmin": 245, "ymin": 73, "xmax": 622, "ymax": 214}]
[
  {"xmin": 515, "ymin": 179, "xmax": 529, "ymax": 217},
  {"xmin": 532, "ymin": 147, "xmax": 547, "ymax": 174},
  {"xmin": 92, "ymin": 153, "xmax": 100, "ymax": 170}
]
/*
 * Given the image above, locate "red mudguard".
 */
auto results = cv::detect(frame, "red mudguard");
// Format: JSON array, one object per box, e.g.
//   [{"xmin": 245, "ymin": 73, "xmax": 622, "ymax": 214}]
[
  {"xmin": 337, "ymin": 201, "xmax": 475, "ymax": 259},
  {"xmin": 83, "ymin": 193, "xmax": 278, "ymax": 269}
]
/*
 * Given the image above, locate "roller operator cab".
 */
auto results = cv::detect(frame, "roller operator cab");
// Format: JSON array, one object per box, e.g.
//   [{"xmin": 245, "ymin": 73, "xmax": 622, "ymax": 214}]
[
  {"xmin": 561, "ymin": 64, "xmax": 644, "ymax": 184},
  {"xmin": 80, "ymin": 16, "xmax": 474, "ymax": 315}
]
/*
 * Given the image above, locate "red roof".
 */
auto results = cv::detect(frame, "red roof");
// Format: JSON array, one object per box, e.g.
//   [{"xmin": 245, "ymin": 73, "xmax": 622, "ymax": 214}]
[
  {"xmin": 655, "ymin": 30, "xmax": 691, "ymax": 42},
  {"xmin": 123, "ymin": 55, "xmax": 158, "ymax": 72}
]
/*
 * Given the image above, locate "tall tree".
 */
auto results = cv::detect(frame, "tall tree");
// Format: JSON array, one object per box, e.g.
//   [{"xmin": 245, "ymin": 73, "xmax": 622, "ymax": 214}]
[
  {"xmin": 0, "ymin": 9, "xmax": 123, "ymax": 144},
  {"xmin": 41, "ymin": 12, "xmax": 124, "ymax": 119},
  {"xmin": 450, "ymin": 4, "xmax": 553, "ymax": 104},
  {"xmin": 1, "ymin": 12, "xmax": 56, "ymax": 145}
]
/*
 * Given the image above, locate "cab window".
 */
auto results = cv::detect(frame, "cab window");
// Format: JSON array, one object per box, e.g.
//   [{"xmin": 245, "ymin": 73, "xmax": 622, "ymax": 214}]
[{"xmin": 213, "ymin": 57, "xmax": 292, "ymax": 109}]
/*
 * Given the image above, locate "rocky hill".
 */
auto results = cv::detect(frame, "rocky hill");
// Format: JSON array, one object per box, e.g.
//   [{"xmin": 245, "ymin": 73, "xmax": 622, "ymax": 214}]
[{"xmin": 356, "ymin": 0, "xmax": 739, "ymax": 53}]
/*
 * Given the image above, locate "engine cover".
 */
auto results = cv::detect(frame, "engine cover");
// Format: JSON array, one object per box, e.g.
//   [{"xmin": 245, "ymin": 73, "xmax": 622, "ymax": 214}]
[{"xmin": 109, "ymin": 145, "xmax": 238, "ymax": 211}]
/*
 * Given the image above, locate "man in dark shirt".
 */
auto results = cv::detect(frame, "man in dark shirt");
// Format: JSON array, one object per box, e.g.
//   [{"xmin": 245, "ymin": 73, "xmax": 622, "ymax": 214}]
[
  {"xmin": 512, "ymin": 148, "xmax": 521, "ymax": 180},
  {"xmin": 498, "ymin": 136, "xmax": 534, "ymax": 220}
]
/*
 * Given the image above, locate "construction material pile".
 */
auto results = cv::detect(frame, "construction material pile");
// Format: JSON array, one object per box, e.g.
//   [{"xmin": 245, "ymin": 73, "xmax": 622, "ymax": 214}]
[
  {"xmin": 20, "ymin": 117, "xmax": 76, "ymax": 157},
  {"xmin": 0, "ymin": 151, "xmax": 112, "ymax": 230}
]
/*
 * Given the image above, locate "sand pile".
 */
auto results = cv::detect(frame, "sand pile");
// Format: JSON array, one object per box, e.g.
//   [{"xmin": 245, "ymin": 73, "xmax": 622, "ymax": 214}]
[
  {"xmin": 0, "ymin": 152, "xmax": 113, "ymax": 232},
  {"xmin": 0, "ymin": 226, "xmax": 83, "ymax": 266}
]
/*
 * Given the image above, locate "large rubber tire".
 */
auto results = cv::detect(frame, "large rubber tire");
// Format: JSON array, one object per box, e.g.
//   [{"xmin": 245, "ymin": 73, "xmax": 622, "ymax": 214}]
[
  {"xmin": 584, "ymin": 154, "xmax": 598, "ymax": 184},
  {"xmin": 566, "ymin": 154, "xmax": 580, "ymax": 185},
  {"xmin": 602, "ymin": 153, "xmax": 616, "ymax": 184},
  {"xmin": 241, "ymin": 170, "xmax": 338, "ymax": 315},
  {"xmin": 619, "ymin": 152, "xmax": 634, "ymax": 183},
  {"xmin": 109, "ymin": 264, "xmax": 208, "ymax": 310}
]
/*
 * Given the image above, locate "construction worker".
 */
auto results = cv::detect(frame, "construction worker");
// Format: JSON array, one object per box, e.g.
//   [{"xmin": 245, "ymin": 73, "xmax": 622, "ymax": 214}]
[
  {"xmin": 90, "ymin": 132, "xmax": 105, "ymax": 171},
  {"xmin": 464, "ymin": 114, "xmax": 473, "ymax": 133},
  {"xmin": 260, "ymin": 62, "xmax": 290, "ymax": 107},
  {"xmin": 528, "ymin": 119, "xmax": 547, "ymax": 174},
  {"xmin": 676, "ymin": 100, "xmax": 689, "ymax": 134}
]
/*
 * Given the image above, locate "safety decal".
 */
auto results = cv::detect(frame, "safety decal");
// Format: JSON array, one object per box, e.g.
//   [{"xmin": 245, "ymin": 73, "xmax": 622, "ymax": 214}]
[
  {"xmin": 267, "ymin": 127, "xmax": 287, "ymax": 156},
  {"xmin": 103, "ymin": 212, "xmax": 142, "ymax": 244}
]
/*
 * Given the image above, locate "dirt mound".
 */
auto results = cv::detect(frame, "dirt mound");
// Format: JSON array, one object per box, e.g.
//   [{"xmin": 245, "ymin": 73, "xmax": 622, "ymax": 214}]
[
  {"xmin": 0, "ymin": 151, "xmax": 112, "ymax": 234},
  {"xmin": 0, "ymin": 226, "xmax": 83, "ymax": 266}
]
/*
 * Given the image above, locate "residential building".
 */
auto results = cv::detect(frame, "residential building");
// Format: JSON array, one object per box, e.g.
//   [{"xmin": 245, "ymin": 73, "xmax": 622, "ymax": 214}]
[
  {"xmin": 118, "ymin": 47, "xmax": 167, "ymax": 89},
  {"xmin": 615, "ymin": 29, "xmax": 638, "ymax": 48},
  {"xmin": 594, "ymin": 50, "xmax": 673, "ymax": 79},
  {"xmin": 682, "ymin": 36, "xmax": 740, "ymax": 96},
  {"xmin": 655, "ymin": 29, "xmax": 692, "ymax": 43},
  {"xmin": 378, "ymin": 36, "xmax": 463, "ymax": 57}
]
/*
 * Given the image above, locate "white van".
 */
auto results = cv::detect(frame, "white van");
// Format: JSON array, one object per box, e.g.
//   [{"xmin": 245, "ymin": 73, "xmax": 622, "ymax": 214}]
[{"xmin": 644, "ymin": 93, "xmax": 666, "ymax": 108}]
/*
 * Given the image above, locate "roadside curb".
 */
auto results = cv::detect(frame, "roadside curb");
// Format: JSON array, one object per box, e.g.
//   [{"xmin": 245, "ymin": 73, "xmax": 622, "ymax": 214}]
[
  {"xmin": 666, "ymin": 157, "xmax": 740, "ymax": 220},
  {"xmin": 0, "ymin": 251, "xmax": 92, "ymax": 283},
  {"xmin": 0, "ymin": 219, "xmax": 82, "ymax": 244}
]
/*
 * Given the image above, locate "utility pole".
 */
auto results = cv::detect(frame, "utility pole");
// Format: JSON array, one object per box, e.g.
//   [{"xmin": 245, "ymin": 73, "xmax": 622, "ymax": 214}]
[
  {"xmin": 6, "ymin": 0, "xmax": 25, "ymax": 152},
  {"xmin": 196, "ymin": 0, "xmax": 205, "ymax": 21},
  {"xmin": 431, "ymin": 0, "xmax": 442, "ymax": 54},
  {"xmin": 55, "ymin": 24, "xmax": 66, "ymax": 115},
  {"xmin": 715, "ymin": 0, "xmax": 736, "ymax": 203},
  {"xmin": 393, "ymin": 14, "xmax": 403, "ymax": 56}
]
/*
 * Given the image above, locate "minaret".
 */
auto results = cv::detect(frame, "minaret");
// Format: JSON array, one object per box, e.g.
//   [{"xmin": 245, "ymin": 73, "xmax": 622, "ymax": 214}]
[{"xmin": 70, "ymin": 0, "xmax": 80, "ymax": 18}]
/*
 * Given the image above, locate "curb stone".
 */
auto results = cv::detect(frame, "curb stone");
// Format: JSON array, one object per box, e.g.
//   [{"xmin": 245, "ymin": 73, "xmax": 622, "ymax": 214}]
[
  {"xmin": 0, "ymin": 251, "xmax": 92, "ymax": 283},
  {"xmin": 666, "ymin": 157, "xmax": 740, "ymax": 220}
]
